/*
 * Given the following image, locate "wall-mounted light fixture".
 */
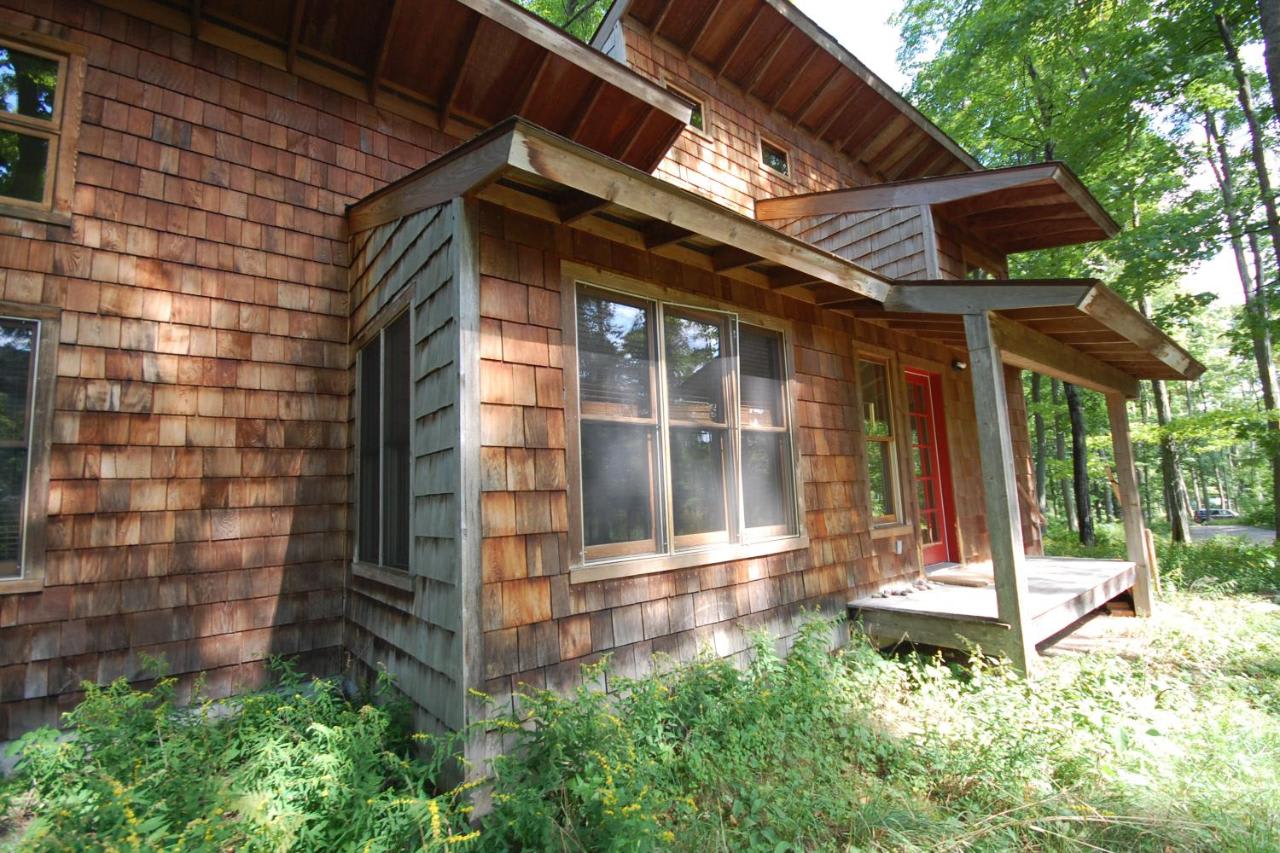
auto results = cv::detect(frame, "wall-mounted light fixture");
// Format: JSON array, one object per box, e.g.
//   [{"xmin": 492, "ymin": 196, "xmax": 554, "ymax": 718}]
[{"xmin": 951, "ymin": 358, "xmax": 968, "ymax": 371}]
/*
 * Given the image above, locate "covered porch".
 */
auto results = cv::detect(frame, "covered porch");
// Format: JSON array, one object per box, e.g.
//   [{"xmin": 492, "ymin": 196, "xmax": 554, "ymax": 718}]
[{"xmin": 850, "ymin": 556, "xmax": 1137, "ymax": 655}]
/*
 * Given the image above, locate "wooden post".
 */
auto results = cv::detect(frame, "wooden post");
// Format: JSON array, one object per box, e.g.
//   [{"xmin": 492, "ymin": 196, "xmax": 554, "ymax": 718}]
[
  {"xmin": 963, "ymin": 312, "xmax": 1036, "ymax": 673},
  {"xmin": 1106, "ymin": 393, "xmax": 1155, "ymax": 615}
]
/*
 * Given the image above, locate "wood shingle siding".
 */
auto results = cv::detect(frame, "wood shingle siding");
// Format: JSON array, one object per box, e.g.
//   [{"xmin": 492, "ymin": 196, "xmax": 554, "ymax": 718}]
[
  {"xmin": 0, "ymin": 0, "xmax": 459, "ymax": 737},
  {"xmin": 345, "ymin": 202, "xmax": 472, "ymax": 736}
]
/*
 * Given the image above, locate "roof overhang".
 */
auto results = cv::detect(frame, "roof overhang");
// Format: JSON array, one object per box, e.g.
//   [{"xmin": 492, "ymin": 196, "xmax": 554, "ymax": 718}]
[
  {"xmin": 593, "ymin": 0, "xmax": 981, "ymax": 180},
  {"xmin": 347, "ymin": 120, "xmax": 1201, "ymax": 395},
  {"xmin": 348, "ymin": 117, "xmax": 891, "ymax": 302},
  {"xmin": 98, "ymin": 0, "xmax": 692, "ymax": 171},
  {"xmin": 755, "ymin": 163, "xmax": 1121, "ymax": 253},
  {"xmin": 824, "ymin": 280, "xmax": 1205, "ymax": 394}
]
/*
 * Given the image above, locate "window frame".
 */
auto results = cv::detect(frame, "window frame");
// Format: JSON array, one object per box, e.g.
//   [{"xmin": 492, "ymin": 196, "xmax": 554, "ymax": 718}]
[
  {"xmin": 351, "ymin": 292, "xmax": 414, "ymax": 590},
  {"xmin": 563, "ymin": 264, "xmax": 807, "ymax": 584},
  {"xmin": 0, "ymin": 300, "xmax": 58, "ymax": 594},
  {"xmin": 665, "ymin": 80, "xmax": 711, "ymax": 139},
  {"xmin": 758, "ymin": 132, "xmax": 791, "ymax": 179},
  {"xmin": 854, "ymin": 345, "xmax": 912, "ymax": 537},
  {"xmin": 0, "ymin": 28, "xmax": 86, "ymax": 226}
]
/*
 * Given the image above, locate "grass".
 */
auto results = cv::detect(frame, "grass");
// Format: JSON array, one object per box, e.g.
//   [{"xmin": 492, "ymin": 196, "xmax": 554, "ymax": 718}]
[{"xmin": 4, "ymin": 532, "xmax": 1279, "ymax": 850}]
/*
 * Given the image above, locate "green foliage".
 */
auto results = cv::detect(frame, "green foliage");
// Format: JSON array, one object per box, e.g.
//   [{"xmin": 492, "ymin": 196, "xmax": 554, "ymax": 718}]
[
  {"xmin": 514, "ymin": 0, "xmax": 610, "ymax": 41},
  {"xmin": 6, "ymin": 660, "xmax": 478, "ymax": 851},
  {"xmin": 1046, "ymin": 519, "xmax": 1280, "ymax": 594},
  {"xmin": 10, "ymin": 596, "xmax": 1280, "ymax": 850}
]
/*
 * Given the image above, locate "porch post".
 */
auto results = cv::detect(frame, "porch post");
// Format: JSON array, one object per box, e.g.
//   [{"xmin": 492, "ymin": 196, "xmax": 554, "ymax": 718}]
[
  {"xmin": 1105, "ymin": 393, "xmax": 1154, "ymax": 616},
  {"xmin": 963, "ymin": 312, "xmax": 1036, "ymax": 673}
]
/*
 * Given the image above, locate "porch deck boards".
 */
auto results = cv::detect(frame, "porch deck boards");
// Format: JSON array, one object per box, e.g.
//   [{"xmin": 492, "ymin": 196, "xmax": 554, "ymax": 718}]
[{"xmin": 849, "ymin": 556, "xmax": 1137, "ymax": 651}]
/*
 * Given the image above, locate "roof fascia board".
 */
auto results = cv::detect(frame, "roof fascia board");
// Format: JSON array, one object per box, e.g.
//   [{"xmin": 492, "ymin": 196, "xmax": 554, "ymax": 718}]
[
  {"xmin": 758, "ymin": 0, "xmax": 981, "ymax": 172},
  {"xmin": 884, "ymin": 282, "xmax": 1097, "ymax": 314},
  {"xmin": 754, "ymin": 163, "xmax": 1062, "ymax": 220},
  {"xmin": 505, "ymin": 122, "xmax": 890, "ymax": 300},
  {"xmin": 1078, "ymin": 287, "xmax": 1204, "ymax": 380},
  {"xmin": 348, "ymin": 121, "xmax": 518, "ymax": 233},
  {"xmin": 589, "ymin": 0, "xmax": 632, "ymax": 49},
  {"xmin": 455, "ymin": 0, "xmax": 692, "ymax": 123}
]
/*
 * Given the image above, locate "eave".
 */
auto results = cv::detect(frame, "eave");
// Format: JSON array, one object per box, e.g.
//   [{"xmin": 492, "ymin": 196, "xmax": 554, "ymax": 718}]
[
  {"xmin": 593, "ymin": 0, "xmax": 981, "ymax": 180},
  {"xmin": 756, "ymin": 163, "xmax": 1121, "ymax": 254},
  {"xmin": 348, "ymin": 118, "xmax": 892, "ymax": 303},
  {"xmin": 830, "ymin": 280, "xmax": 1205, "ymax": 390},
  {"xmin": 96, "ymin": 0, "xmax": 692, "ymax": 172},
  {"xmin": 348, "ymin": 121, "xmax": 1202, "ymax": 393}
]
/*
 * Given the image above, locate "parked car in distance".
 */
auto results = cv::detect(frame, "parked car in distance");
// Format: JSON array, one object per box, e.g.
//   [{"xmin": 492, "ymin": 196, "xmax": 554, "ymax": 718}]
[{"xmin": 1195, "ymin": 507, "xmax": 1240, "ymax": 523}]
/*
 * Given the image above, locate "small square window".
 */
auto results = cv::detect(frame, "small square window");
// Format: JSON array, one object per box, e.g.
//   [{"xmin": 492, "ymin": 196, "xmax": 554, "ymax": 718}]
[
  {"xmin": 760, "ymin": 138, "xmax": 789, "ymax": 177},
  {"xmin": 668, "ymin": 84, "xmax": 707, "ymax": 135}
]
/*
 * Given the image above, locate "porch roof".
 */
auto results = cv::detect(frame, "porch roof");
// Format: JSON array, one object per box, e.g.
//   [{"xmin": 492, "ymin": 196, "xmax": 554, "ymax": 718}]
[
  {"xmin": 592, "ymin": 0, "xmax": 981, "ymax": 180},
  {"xmin": 346, "ymin": 118, "xmax": 1203, "ymax": 395},
  {"xmin": 100, "ymin": 0, "xmax": 692, "ymax": 171},
  {"xmin": 755, "ymin": 163, "xmax": 1121, "ymax": 254}
]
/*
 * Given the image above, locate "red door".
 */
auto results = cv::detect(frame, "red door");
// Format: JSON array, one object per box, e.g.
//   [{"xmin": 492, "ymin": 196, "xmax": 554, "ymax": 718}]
[{"xmin": 905, "ymin": 369, "xmax": 957, "ymax": 565}]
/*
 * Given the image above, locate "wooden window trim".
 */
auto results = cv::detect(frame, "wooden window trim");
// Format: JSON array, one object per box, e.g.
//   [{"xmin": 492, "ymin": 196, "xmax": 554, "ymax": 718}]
[
  {"xmin": 758, "ymin": 131, "xmax": 792, "ymax": 180},
  {"xmin": 0, "ymin": 300, "xmax": 58, "ymax": 594},
  {"xmin": 0, "ymin": 28, "xmax": 86, "ymax": 226},
  {"xmin": 855, "ymin": 345, "xmax": 912, "ymax": 531},
  {"xmin": 352, "ymin": 301, "xmax": 412, "ymax": 574},
  {"xmin": 562, "ymin": 262, "xmax": 808, "ymax": 585},
  {"xmin": 665, "ymin": 79, "xmax": 712, "ymax": 140}
]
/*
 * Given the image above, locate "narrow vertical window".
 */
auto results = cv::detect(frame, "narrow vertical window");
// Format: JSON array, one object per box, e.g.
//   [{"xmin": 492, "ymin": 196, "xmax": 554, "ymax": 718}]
[
  {"xmin": 356, "ymin": 312, "xmax": 410, "ymax": 570},
  {"xmin": 739, "ymin": 326, "xmax": 796, "ymax": 537},
  {"xmin": 576, "ymin": 289, "xmax": 660, "ymax": 559},
  {"xmin": 0, "ymin": 315, "xmax": 36, "ymax": 579},
  {"xmin": 664, "ymin": 310, "xmax": 732, "ymax": 548},
  {"xmin": 859, "ymin": 358, "xmax": 899, "ymax": 525}
]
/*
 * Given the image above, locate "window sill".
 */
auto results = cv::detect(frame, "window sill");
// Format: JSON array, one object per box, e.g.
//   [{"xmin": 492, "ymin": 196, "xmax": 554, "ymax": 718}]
[
  {"xmin": 0, "ymin": 577, "xmax": 45, "ymax": 595},
  {"xmin": 869, "ymin": 524, "xmax": 913, "ymax": 540},
  {"xmin": 570, "ymin": 534, "xmax": 810, "ymax": 585},
  {"xmin": 0, "ymin": 203, "xmax": 71, "ymax": 227},
  {"xmin": 352, "ymin": 561, "xmax": 414, "ymax": 592}
]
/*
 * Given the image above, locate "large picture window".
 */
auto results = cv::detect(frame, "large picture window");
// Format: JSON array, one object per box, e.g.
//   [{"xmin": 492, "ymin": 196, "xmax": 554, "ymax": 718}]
[
  {"xmin": 858, "ymin": 358, "xmax": 900, "ymax": 526},
  {"xmin": 573, "ymin": 284, "xmax": 799, "ymax": 567},
  {"xmin": 0, "ymin": 30, "xmax": 85, "ymax": 224},
  {"xmin": 356, "ymin": 312, "xmax": 411, "ymax": 571}
]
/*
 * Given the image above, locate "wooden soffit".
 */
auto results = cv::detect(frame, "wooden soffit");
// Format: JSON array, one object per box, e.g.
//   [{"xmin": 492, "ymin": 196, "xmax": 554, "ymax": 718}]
[
  {"xmin": 755, "ymin": 162, "xmax": 1121, "ymax": 253},
  {"xmin": 593, "ymin": 0, "xmax": 981, "ymax": 181},
  {"xmin": 831, "ymin": 279, "xmax": 1205, "ymax": 392},
  {"xmin": 97, "ymin": 0, "xmax": 692, "ymax": 171},
  {"xmin": 348, "ymin": 117, "xmax": 892, "ymax": 302}
]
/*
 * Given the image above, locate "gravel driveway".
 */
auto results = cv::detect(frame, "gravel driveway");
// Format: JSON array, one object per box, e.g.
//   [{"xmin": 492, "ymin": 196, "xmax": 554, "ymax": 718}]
[{"xmin": 1188, "ymin": 524, "xmax": 1276, "ymax": 544}]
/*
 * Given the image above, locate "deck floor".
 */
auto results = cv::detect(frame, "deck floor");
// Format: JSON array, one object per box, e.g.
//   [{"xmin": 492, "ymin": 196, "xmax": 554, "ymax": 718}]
[{"xmin": 850, "ymin": 556, "xmax": 1136, "ymax": 648}]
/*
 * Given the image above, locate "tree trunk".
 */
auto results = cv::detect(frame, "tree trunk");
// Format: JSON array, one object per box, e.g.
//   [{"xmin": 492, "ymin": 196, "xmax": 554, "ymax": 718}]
[
  {"xmin": 1204, "ymin": 109, "xmax": 1280, "ymax": 537},
  {"xmin": 1260, "ymin": 0, "xmax": 1280, "ymax": 124},
  {"xmin": 1031, "ymin": 372, "xmax": 1047, "ymax": 525},
  {"xmin": 1052, "ymin": 378, "xmax": 1075, "ymax": 531},
  {"xmin": 1064, "ymin": 382, "xmax": 1095, "ymax": 545},
  {"xmin": 1218, "ymin": 12, "xmax": 1280, "ymax": 268}
]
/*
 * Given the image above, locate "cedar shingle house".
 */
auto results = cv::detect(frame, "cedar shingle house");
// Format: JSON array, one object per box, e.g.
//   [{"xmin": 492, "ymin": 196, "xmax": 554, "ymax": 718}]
[{"xmin": 0, "ymin": 0, "xmax": 1202, "ymax": 748}]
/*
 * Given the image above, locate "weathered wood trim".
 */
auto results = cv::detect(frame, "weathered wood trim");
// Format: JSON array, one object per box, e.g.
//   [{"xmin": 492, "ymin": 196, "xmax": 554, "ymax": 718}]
[
  {"xmin": 1105, "ymin": 394, "xmax": 1153, "ymax": 616},
  {"xmin": 990, "ymin": 315, "xmax": 1141, "ymax": 398},
  {"xmin": 1077, "ymin": 287, "xmax": 1203, "ymax": 380},
  {"xmin": 963, "ymin": 312, "xmax": 1034, "ymax": 673},
  {"xmin": 851, "ymin": 608, "xmax": 1012, "ymax": 653},
  {"xmin": 919, "ymin": 206, "xmax": 941, "ymax": 279},
  {"xmin": 754, "ymin": 162, "xmax": 1118, "ymax": 231},
  {"xmin": 884, "ymin": 282, "xmax": 1097, "ymax": 314},
  {"xmin": 0, "ymin": 301, "xmax": 58, "ymax": 592},
  {"xmin": 454, "ymin": 198, "xmax": 486, "ymax": 757},
  {"xmin": 453, "ymin": 0, "xmax": 691, "ymax": 121}
]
